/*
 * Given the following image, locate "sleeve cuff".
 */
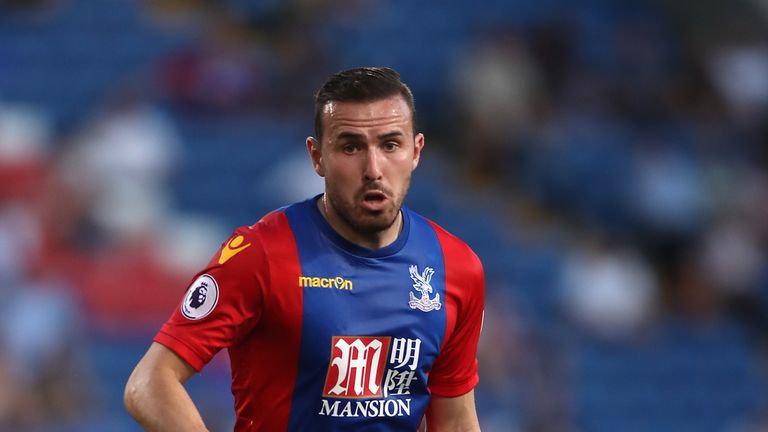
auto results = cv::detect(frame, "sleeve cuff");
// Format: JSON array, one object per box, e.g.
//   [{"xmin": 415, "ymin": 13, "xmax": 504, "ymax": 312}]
[
  {"xmin": 154, "ymin": 331, "xmax": 208, "ymax": 372},
  {"xmin": 428, "ymin": 373, "xmax": 479, "ymax": 397}
]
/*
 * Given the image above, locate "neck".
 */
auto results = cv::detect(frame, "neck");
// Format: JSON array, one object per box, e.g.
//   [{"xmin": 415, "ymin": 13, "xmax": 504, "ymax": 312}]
[{"xmin": 317, "ymin": 194, "xmax": 402, "ymax": 250}]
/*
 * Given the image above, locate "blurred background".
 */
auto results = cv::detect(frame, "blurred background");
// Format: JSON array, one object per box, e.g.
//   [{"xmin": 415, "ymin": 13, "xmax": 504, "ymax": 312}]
[{"xmin": 1, "ymin": 0, "xmax": 768, "ymax": 430}]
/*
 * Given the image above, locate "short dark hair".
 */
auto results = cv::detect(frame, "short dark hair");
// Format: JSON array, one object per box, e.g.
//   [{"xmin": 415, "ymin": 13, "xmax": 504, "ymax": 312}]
[{"xmin": 313, "ymin": 67, "xmax": 416, "ymax": 140}]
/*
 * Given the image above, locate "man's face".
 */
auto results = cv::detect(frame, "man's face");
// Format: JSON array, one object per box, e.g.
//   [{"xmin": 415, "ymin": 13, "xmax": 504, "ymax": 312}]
[{"xmin": 308, "ymin": 95, "xmax": 424, "ymax": 235}]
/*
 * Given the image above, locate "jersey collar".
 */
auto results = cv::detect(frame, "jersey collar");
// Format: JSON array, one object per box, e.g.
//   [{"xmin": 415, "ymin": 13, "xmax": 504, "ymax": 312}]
[{"xmin": 306, "ymin": 194, "xmax": 410, "ymax": 258}]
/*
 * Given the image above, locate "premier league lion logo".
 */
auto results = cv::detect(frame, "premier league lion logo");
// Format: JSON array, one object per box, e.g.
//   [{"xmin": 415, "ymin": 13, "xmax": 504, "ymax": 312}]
[
  {"xmin": 181, "ymin": 275, "xmax": 219, "ymax": 320},
  {"xmin": 188, "ymin": 282, "xmax": 208, "ymax": 309}
]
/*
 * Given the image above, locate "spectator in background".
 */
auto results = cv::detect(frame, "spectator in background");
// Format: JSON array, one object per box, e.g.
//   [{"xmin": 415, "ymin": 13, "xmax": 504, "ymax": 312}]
[
  {"xmin": 707, "ymin": 37, "xmax": 768, "ymax": 127},
  {"xmin": 560, "ymin": 235, "xmax": 658, "ymax": 340},
  {"xmin": 253, "ymin": 3, "xmax": 334, "ymax": 115},
  {"xmin": 452, "ymin": 28, "xmax": 543, "ymax": 185},
  {"xmin": 477, "ymin": 285, "xmax": 569, "ymax": 432},
  {"xmin": 631, "ymin": 139, "xmax": 709, "ymax": 244},
  {"xmin": 156, "ymin": 12, "xmax": 273, "ymax": 114},
  {"xmin": 54, "ymin": 86, "xmax": 200, "ymax": 327},
  {"xmin": 0, "ymin": 104, "xmax": 91, "ymax": 428},
  {"xmin": 59, "ymin": 86, "xmax": 180, "ymax": 244}
]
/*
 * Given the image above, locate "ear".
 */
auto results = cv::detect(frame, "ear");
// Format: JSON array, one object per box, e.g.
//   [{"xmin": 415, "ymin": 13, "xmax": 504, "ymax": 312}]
[
  {"xmin": 412, "ymin": 133, "xmax": 425, "ymax": 170},
  {"xmin": 306, "ymin": 136, "xmax": 325, "ymax": 177}
]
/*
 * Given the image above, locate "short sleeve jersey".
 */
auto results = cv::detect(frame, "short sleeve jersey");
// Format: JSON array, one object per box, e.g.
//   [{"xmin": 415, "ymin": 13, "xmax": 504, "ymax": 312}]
[{"xmin": 155, "ymin": 196, "xmax": 485, "ymax": 431}]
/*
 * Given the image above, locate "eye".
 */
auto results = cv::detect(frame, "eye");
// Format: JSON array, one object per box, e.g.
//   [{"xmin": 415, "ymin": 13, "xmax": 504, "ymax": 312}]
[
  {"xmin": 342, "ymin": 143, "xmax": 361, "ymax": 154},
  {"xmin": 383, "ymin": 141, "xmax": 400, "ymax": 152}
]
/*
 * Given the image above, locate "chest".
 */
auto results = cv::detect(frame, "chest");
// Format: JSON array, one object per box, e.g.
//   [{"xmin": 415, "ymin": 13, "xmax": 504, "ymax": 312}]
[{"xmin": 285, "ymin": 254, "xmax": 445, "ymax": 359}]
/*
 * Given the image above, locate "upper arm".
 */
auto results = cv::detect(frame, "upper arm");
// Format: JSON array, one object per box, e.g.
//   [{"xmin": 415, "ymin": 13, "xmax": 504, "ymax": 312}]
[
  {"xmin": 124, "ymin": 344, "xmax": 210, "ymax": 431},
  {"xmin": 425, "ymin": 390, "xmax": 480, "ymax": 432},
  {"xmin": 126, "ymin": 342, "xmax": 196, "ymax": 393},
  {"xmin": 154, "ymin": 226, "xmax": 268, "ymax": 371},
  {"xmin": 427, "ymin": 228, "xmax": 485, "ymax": 396}
]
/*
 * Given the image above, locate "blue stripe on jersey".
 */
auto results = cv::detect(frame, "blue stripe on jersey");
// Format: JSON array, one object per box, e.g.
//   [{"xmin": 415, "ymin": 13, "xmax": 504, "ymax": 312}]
[{"xmin": 284, "ymin": 196, "xmax": 446, "ymax": 431}]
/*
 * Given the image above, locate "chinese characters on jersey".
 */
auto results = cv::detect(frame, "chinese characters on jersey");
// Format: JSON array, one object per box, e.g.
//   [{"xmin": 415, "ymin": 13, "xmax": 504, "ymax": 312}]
[{"xmin": 320, "ymin": 336, "xmax": 423, "ymax": 418}]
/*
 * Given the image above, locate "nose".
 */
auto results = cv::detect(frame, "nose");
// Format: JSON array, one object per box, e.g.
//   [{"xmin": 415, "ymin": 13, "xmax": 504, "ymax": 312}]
[{"xmin": 363, "ymin": 148, "xmax": 383, "ymax": 181}]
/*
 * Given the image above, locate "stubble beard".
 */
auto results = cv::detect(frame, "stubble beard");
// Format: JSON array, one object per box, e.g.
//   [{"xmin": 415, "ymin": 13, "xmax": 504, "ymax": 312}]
[{"xmin": 326, "ymin": 177, "xmax": 411, "ymax": 236}]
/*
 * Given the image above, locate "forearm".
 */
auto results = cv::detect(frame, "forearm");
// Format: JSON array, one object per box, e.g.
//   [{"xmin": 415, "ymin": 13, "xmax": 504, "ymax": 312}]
[
  {"xmin": 426, "ymin": 408, "xmax": 480, "ymax": 432},
  {"xmin": 425, "ymin": 390, "xmax": 480, "ymax": 432},
  {"xmin": 125, "ymin": 370, "xmax": 208, "ymax": 432}
]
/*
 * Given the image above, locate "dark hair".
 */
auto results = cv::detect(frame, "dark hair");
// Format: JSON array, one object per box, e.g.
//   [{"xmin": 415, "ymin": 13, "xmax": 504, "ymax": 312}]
[{"xmin": 313, "ymin": 67, "xmax": 416, "ymax": 140}]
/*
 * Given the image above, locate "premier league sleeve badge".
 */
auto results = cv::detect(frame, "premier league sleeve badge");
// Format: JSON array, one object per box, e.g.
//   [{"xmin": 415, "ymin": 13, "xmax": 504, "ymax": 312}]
[{"xmin": 181, "ymin": 274, "xmax": 220, "ymax": 320}]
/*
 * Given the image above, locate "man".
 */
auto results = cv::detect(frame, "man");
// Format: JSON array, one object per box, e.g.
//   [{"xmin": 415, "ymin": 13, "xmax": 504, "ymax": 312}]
[{"xmin": 124, "ymin": 67, "xmax": 485, "ymax": 431}]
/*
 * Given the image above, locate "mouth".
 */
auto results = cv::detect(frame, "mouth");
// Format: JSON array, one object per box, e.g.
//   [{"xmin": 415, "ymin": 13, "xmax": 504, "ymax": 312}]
[{"xmin": 360, "ymin": 190, "xmax": 389, "ymax": 212}]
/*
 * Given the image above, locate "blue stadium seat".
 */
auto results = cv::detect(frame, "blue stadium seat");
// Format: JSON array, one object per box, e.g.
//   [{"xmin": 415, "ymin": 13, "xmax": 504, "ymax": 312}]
[{"xmin": 567, "ymin": 321, "xmax": 765, "ymax": 432}]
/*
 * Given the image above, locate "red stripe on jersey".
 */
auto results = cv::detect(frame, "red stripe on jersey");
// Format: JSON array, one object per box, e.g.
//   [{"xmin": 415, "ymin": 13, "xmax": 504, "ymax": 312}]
[
  {"xmin": 229, "ymin": 211, "xmax": 304, "ymax": 431},
  {"xmin": 426, "ymin": 219, "xmax": 485, "ymax": 397}
]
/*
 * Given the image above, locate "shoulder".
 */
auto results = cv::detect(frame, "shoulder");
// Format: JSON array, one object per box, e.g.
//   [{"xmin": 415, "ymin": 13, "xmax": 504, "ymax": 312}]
[
  {"xmin": 246, "ymin": 208, "xmax": 301, "ymax": 250},
  {"xmin": 418, "ymin": 215, "xmax": 485, "ymax": 329},
  {"xmin": 421, "ymin": 216, "xmax": 483, "ymax": 277},
  {"xmin": 210, "ymin": 210, "xmax": 291, "ymax": 267},
  {"xmin": 220, "ymin": 197, "xmax": 313, "ymax": 259},
  {"xmin": 249, "ymin": 209, "xmax": 291, "ymax": 235}
]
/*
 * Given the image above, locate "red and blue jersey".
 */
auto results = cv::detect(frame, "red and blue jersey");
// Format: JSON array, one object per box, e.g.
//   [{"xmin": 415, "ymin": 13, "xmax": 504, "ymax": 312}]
[{"xmin": 155, "ymin": 196, "xmax": 485, "ymax": 431}]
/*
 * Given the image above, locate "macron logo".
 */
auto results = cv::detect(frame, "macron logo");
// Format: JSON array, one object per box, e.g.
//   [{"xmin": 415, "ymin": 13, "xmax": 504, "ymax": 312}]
[{"xmin": 298, "ymin": 275, "xmax": 353, "ymax": 291}]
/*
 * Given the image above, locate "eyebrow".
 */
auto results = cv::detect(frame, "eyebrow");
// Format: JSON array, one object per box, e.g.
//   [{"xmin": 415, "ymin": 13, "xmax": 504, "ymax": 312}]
[
  {"xmin": 335, "ymin": 131, "xmax": 405, "ymax": 141},
  {"xmin": 378, "ymin": 131, "xmax": 404, "ymax": 140},
  {"xmin": 336, "ymin": 131, "xmax": 366, "ymax": 141}
]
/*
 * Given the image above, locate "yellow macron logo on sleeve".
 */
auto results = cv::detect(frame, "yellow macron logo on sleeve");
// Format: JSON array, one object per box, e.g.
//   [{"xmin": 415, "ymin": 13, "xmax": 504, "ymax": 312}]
[{"xmin": 218, "ymin": 235, "xmax": 251, "ymax": 264}]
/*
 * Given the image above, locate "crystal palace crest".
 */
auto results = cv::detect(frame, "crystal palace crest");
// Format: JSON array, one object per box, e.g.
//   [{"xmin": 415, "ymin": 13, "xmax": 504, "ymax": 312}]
[{"xmin": 408, "ymin": 265, "xmax": 442, "ymax": 312}]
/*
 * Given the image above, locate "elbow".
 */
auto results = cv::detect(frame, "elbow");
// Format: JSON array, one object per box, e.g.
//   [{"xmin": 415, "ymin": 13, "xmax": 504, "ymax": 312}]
[{"xmin": 124, "ymin": 374, "xmax": 143, "ymax": 419}]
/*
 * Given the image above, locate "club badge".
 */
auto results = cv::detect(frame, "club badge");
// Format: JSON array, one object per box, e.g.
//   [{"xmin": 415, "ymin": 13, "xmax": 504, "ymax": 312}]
[{"xmin": 408, "ymin": 265, "xmax": 441, "ymax": 312}]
